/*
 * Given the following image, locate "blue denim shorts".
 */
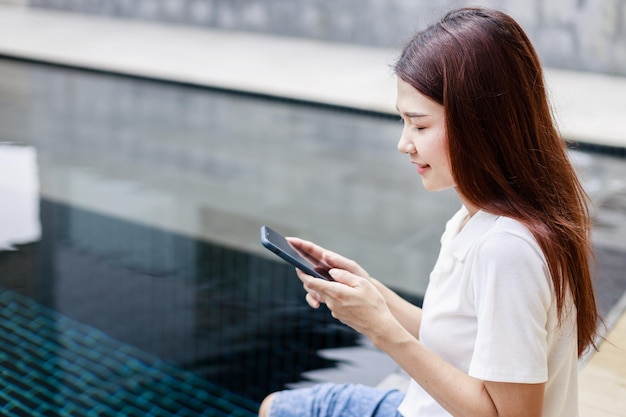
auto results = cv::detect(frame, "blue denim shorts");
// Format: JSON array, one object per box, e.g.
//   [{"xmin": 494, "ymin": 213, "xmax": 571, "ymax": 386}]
[{"xmin": 268, "ymin": 383, "xmax": 404, "ymax": 417}]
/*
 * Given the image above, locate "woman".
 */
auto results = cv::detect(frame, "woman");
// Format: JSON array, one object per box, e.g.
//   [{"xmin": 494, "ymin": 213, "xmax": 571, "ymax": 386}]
[{"xmin": 259, "ymin": 7, "xmax": 599, "ymax": 417}]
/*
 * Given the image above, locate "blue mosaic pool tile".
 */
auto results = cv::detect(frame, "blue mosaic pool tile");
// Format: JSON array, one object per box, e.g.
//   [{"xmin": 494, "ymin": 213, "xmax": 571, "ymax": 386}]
[{"xmin": 0, "ymin": 289, "xmax": 259, "ymax": 416}]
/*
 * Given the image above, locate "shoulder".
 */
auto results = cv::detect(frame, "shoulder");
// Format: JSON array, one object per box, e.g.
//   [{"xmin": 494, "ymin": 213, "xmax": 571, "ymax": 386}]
[
  {"xmin": 457, "ymin": 212, "xmax": 551, "ymax": 295},
  {"xmin": 467, "ymin": 213, "xmax": 552, "ymax": 303},
  {"xmin": 452, "ymin": 210, "xmax": 545, "ymax": 266},
  {"xmin": 479, "ymin": 215, "xmax": 544, "ymax": 262}
]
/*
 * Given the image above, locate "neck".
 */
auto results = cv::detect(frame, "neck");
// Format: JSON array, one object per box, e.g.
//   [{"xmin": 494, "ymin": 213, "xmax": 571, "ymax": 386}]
[{"xmin": 456, "ymin": 191, "xmax": 479, "ymax": 217}]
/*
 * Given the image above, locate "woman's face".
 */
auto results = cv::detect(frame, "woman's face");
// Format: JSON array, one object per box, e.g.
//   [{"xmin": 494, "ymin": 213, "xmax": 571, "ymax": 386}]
[{"xmin": 396, "ymin": 78, "xmax": 455, "ymax": 192}]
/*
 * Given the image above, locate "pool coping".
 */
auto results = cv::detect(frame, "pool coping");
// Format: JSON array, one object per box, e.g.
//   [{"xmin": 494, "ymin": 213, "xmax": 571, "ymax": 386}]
[{"xmin": 0, "ymin": 5, "xmax": 625, "ymax": 152}]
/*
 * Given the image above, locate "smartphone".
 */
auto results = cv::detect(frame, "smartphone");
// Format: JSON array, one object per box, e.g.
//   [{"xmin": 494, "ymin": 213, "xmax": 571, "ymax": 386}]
[{"xmin": 260, "ymin": 225, "xmax": 333, "ymax": 280}]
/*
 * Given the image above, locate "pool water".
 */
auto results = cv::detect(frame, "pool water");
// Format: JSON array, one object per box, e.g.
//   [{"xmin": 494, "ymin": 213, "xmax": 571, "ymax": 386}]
[
  {"xmin": 3, "ymin": 197, "xmax": 373, "ymax": 400},
  {"xmin": 0, "ymin": 289, "xmax": 259, "ymax": 416},
  {"xmin": 0, "ymin": 57, "xmax": 429, "ymax": 412},
  {"xmin": 1, "ymin": 57, "xmax": 625, "ymax": 415}
]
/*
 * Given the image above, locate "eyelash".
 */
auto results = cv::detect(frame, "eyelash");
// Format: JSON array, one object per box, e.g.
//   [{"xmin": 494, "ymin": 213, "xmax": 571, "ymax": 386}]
[{"xmin": 398, "ymin": 118, "xmax": 424, "ymax": 132}]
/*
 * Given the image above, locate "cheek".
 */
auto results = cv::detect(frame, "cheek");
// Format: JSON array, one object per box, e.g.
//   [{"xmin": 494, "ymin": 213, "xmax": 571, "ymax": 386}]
[
  {"xmin": 433, "ymin": 136, "xmax": 454, "ymax": 181},
  {"xmin": 429, "ymin": 132, "xmax": 450, "ymax": 165},
  {"xmin": 441, "ymin": 154, "xmax": 454, "ymax": 179}
]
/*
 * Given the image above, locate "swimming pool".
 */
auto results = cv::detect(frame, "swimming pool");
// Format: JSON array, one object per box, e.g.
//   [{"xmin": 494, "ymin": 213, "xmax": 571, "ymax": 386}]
[
  {"xmin": 1, "ymin": 57, "xmax": 625, "ymax": 414},
  {"xmin": 0, "ymin": 57, "xmax": 437, "ymax": 413}
]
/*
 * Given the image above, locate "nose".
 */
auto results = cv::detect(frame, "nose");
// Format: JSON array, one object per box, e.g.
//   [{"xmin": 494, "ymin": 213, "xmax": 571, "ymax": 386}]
[{"xmin": 397, "ymin": 134, "xmax": 416, "ymax": 154}]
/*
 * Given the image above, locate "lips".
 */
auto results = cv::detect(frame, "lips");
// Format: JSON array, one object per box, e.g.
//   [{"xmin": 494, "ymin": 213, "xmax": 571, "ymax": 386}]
[{"xmin": 413, "ymin": 162, "xmax": 430, "ymax": 175}]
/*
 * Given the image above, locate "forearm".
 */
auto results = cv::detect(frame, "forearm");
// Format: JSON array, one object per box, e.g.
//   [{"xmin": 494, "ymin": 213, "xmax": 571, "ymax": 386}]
[{"xmin": 370, "ymin": 278, "xmax": 422, "ymax": 339}]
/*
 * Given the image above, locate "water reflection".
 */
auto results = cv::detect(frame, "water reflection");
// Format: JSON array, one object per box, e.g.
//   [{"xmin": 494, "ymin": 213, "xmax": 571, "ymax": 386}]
[
  {"xmin": 3, "ymin": 58, "xmax": 462, "ymax": 296},
  {"xmin": 0, "ymin": 145, "xmax": 40, "ymax": 250}
]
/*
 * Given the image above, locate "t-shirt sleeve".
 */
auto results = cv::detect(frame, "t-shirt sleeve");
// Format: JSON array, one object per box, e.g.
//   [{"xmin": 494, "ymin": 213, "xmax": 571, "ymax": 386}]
[{"xmin": 468, "ymin": 231, "xmax": 552, "ymax": 383}]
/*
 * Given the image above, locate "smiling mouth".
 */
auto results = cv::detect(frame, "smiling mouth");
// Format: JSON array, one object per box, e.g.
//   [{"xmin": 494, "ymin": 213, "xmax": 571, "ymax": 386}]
[{"xmin": 414, "ymin": 163, "xmax": 430, "ymax": 174}]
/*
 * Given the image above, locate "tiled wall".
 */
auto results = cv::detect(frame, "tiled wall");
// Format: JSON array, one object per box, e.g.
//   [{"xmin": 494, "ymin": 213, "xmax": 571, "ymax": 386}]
[{"xmin": 26, "ymin": 0, "xmax": 626, "ymax": 76}]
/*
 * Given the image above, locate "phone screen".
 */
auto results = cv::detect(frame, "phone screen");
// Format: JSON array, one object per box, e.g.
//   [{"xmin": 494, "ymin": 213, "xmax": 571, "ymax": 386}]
[{"xmin": 260, "ymin": 226, "xmax": 333, "ymax": 280}]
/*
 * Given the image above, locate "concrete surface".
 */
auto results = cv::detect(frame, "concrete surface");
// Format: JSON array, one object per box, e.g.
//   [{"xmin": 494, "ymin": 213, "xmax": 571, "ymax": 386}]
[{"xmin": 0, "ymin": 5, "xmax": 625, "ymax": 148}]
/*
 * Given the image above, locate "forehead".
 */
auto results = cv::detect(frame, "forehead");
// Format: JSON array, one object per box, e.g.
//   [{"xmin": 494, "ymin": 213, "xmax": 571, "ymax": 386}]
[{"xmin": 395, "ymin": 78, "xmax": 444, "ymax": 116}]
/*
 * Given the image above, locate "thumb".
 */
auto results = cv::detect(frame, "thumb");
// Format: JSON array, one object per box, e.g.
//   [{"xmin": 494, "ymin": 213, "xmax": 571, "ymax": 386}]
[
  {"xmin": 328, "ymin": 269, "xmax": 360, "ymax": 287},
  {"xmin": 324, "ymin": 252, "xmax": 368, "ymax": 277}
]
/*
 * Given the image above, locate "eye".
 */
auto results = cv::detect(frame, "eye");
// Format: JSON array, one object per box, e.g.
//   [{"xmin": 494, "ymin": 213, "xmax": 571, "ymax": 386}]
[{"xmin": 397, "ymin": 116, "xmax": 425, "ymax": 132}]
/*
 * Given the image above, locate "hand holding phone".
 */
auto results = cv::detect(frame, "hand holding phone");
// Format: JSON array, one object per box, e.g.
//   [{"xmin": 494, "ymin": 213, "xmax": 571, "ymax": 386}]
[{"xmin": 260, "ymin": 226, "xmax": 334, "ymax": 280}]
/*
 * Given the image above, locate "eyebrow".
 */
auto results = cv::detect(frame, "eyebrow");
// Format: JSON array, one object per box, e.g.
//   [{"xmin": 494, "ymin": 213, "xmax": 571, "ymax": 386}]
[{"xmin": 395, "ymin": 106, "xmax": 429, "ymax": 118}]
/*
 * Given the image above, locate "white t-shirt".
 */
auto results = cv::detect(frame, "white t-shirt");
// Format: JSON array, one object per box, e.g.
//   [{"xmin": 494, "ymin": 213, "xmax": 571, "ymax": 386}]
[{"xmin": 397, "ymin": 206, "xmax": 578, "ymax": 417}]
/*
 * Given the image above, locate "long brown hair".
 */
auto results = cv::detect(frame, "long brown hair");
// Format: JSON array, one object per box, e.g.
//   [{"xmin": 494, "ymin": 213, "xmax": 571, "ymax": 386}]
[{"xmin": 394, "ymin": 7, "xmax": 599, "ymax": 356}]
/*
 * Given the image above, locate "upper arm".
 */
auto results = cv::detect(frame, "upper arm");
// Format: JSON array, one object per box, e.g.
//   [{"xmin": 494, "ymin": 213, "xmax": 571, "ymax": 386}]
[
  {"xmin": 469, "ymin": 232, "xmax": 551, "ymax": 383},
  {"xmin": 471, "ymin": 231, "xmax": 549, "ymax": 415},
  {"xmin": 484, "ymin": 380, "xmax": 545, "ymax": 417}
]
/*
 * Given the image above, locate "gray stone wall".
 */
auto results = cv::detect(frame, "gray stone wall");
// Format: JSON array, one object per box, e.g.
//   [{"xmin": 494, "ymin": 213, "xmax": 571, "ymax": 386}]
[{"xmin": 27, "ymin": 0, "xmax": 626, "ymax": 76}]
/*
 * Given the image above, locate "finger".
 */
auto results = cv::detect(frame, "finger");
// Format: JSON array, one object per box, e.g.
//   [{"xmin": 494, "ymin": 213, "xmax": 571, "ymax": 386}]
[
  {"xmin": 296, "ymin": 269, "xmax": 340, "ymax": 306},
  {"xmin": 288, "ymin": 237, "xmax": 358, "ymax": 272},
  {"xmin": 323, "ymin": 252, "xmax": 366, "ymax": 275},
  {"xmin": 305, "ymin": 292, "xmax": 321, "ymax": 309},
  {"xmin": 328, "ymin": 268, "xmax": 360, "ymax": 288},
  {"xmin": 295, "ymin": 267, "xmax": 315, "ymax": 285},
  {"xmin": 302, "ymin": 278, "xmax": 325, "ymax": 304},
  {"xmin": 287, "ymin": 238, "xmax": 346, "ymax": 271},
  {"xmin": 287, "ymin": 237, "xmax": 328, "ymax": 263},
  {"xmin": 295, "ymin": 268, "xmax": 330, "ymax": 296}
]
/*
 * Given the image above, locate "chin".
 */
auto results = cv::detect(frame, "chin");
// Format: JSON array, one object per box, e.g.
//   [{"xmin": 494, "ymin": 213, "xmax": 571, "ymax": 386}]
[{"xmin": 422, "ymin": 181, "xmax": 455, "ymax": 193}]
